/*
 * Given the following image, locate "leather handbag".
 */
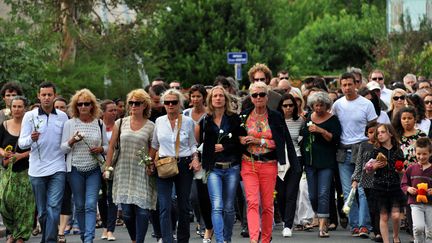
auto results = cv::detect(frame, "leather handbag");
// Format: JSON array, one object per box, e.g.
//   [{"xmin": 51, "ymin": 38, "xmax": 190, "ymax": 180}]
[{"xmin": 155, "ymin": 115, "xmax": 182, "ymax": 178}]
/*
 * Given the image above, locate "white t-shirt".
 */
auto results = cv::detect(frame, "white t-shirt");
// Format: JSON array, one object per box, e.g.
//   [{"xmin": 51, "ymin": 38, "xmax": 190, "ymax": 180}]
[
  {"xmin": 377, "ymin": 111, "xmax": 391, "ymax": 124},
  {"xmin": 332, "ymin": 96, "xmax": 377, "ymax": 145},
  {"xmin": 416, "ymin": 119, "xmax": 431, "ymax": 136}
]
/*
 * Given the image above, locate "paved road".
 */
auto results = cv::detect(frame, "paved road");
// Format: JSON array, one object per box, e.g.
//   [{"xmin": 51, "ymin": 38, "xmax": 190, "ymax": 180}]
[{"xmin": 26, "ymin": 222, "xmax": 412, "ymax": 243}]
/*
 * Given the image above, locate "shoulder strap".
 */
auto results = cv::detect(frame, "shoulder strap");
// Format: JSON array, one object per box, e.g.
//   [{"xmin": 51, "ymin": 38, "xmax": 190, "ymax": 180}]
[
  {"xmin": 97, "ymin": 119, "xmax": 106, "ymax": 160},
  {"xmin": 175, "ymin": 115, "xmax": 182, "ymax": 158},
  {"xmin": 116, "ymin": 118, "xmax": 123, "ymax": 149}
]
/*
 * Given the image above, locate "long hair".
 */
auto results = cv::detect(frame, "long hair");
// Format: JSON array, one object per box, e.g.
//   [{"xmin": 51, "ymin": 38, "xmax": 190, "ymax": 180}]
[
  {"xmin": 391, "ymin": 106, "xmax": 417, "ymax": 138},
  {"xmin": 206, "ymin": 86, "xmax": 235, "ymax": 116},
  {"xmin": 374, "ymin": 123, "xmax": 400, "ymax": 148},
  {"xmin": 277, "ymin": 93, "xmax": 299, "ymax": 121}
]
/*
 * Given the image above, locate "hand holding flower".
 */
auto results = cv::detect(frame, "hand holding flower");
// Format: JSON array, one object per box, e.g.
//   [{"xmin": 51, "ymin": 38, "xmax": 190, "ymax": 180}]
[
  {"xmin": 31, "ymin": 131, "xmax": 40, "ymax": 142},
  {"xmin": 214, "ymin": 144, "xmax": 224, "ymax": 152}
]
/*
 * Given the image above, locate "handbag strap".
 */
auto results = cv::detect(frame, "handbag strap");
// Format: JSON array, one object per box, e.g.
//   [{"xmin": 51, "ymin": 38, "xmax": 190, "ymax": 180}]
[
  {"xmin": 175, "ymin": 115, "xmax": 182, "ymax": 159},
  {"xmin": 97, "ymin": 119, "xmax": 106, "ymax": 161},
  {"xmin": 116, "ymin": 118, "xmax": 123, "ymax": 150}
]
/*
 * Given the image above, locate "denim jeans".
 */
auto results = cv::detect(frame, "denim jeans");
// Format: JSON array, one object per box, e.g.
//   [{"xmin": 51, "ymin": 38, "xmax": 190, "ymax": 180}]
[
  {"xmin": 68, "ymin": 167, "xmax": 101, "ymax": 243},
  {"xmin": 121, "ymin": 204, "xmax": 151, "ymax": 243},
  {"xmin": 30, "ymin": 172, "xmax": 66, "ymax": 243},
  {"xmin": 338, "ymin": 151, "xmax": 371, "ymax": 229},
  {"xmin": 157, "ymin": 158, "xmax": 193, "ymax": 243},
  {"xmin": 207, "ymin": 164, "xmax": 240, "ymax": 243},
  {"xmin": 305, "ymin": 165, "xmax": 333, "ymax": 218}
]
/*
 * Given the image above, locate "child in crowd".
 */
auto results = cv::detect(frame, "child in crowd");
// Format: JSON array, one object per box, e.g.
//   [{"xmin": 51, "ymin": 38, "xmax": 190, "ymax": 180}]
[
  {"xmin": 401, "ymin": 137, "xmax": 432, "ymax": 243},
  {"xmin": 352, "ymin": 121, "xmax": 380, "ymax": 240},
  {"xmin": 370, "ymin": 124, "xmax": 406, "ymax": 243}
]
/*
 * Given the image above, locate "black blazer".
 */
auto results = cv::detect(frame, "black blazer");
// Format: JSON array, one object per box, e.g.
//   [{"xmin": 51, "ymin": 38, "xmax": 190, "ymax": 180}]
[{"xmin": 240, "ymin": 107, "xmax": 301, "ymax": 173}]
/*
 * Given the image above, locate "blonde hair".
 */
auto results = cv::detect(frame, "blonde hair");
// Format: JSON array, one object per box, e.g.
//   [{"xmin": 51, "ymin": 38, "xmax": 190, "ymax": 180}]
[
  {"xmin": 126, "ymin": 89, "xmax": 152, "ymax": 118},
  {"xmin": 206, "ymin": 86, "xmax": 235, "ymax": 116},
  {"xmin": 389, "ymin": 88, "xmax": 408, "ymax": 111},
  {"xmin": 249, "ymin": 81, "xmax": 269, "ymax": 94},
  {"xmin": 68, "ymin": 89, "xmax": 101, "ymax": 119}
]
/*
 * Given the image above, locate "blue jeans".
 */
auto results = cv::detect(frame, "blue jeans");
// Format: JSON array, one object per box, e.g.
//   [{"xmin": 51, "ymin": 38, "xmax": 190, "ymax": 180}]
[
  {"xmin": 68, "ymin": 167, "xmax": 101, "ymax": 243},
  {"xmin": 207, "ymin": 165, "xmax": 240, "ymax": 243},
  {"xmin": 338, "ymin": 151, "xmax": 371, "ymax": 229},
  {"xmin": 122, "ymin": 204, "xmax": 151, "ymax": 243},
  {"xmin": 30, "ymin": 172, "xmax": 66, "ymax": 243},
  {"xmin": 157, "ymin": 158, "xmax": 193, "ymax": 243},
  {"xmin": 305, "ymin": 166, "xmax": 333, "ymax": 218}
]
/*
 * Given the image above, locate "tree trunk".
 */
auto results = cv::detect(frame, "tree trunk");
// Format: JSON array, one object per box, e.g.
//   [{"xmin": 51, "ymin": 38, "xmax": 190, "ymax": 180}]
[{"xmin": 60, "ymin": 0, "xmax": 76, "ymax": 66}]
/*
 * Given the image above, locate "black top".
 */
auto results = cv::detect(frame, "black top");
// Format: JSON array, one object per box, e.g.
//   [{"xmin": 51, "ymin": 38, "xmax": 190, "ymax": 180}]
[
  {"xmin": 0, "ymin": 123, "xmax": 29, "ymax": 172},
  {"xmin": 199, "ymin": 113, "xmax": 242, "ymax": 171},
  {"xmin": 371, "ymin": 146, "xmax": 404, "ymax": 192},
  {"xmin": 240, "ymin": 108, "xmax": 301, "ymax": 173}
]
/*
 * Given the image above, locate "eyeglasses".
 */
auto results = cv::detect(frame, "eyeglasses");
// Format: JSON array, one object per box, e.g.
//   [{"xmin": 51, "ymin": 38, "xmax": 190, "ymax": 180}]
[
  {"xmin": 282, "ymin": 104, "xmax": 294, "ymax": 108},
  {"xmin": 279, "ymin": 77, "xmax": 289, "ymax": 80},
  {"xmin": 128, "ymin": 101, "xmax": 144, "ymax": 106},
  {"xmin": 251, "ymin": 92, "xmax": 267, "ymax": 98},
  {"xmin": 425, "ymin": 101, "xmax": 432, "ymax": 105},
  {"xmin": 171, "ymin": 86, "xmax": 181, "ymax": 90},
  {"xmin": 392, "ymin": 95, "xmax": 405, "ymax": 101},
  {"xmin": 164, "ymin": 100, "xmax": 179, "ymax": 106},
  {"xmin": 372, "ymin": 77, "xmax": 384, "ymax": 81},
  {"xmin": 253, "ymin": 78, "xmax": 266, "ymax": 82},
  {"xmin": 77, "ymin": 102, "xmax": 91, "ymax": 107}
]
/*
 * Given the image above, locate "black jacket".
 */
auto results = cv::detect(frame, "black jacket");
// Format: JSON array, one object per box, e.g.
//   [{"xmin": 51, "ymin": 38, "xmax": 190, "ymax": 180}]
[
  {"xmin": 371, "ymin": 146, "xmax": 404, "ymax": 192},
  {"xmin": 199, "ymin": 113, "xmax": 242, "ymax": 171},
  {"xmin": 240, "ymin": 108, "xmax": 301, "ymax": 173}
]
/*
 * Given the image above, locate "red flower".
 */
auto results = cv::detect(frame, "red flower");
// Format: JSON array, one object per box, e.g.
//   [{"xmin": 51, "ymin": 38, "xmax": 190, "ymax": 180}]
[{"xmin": 395, "ymin": 160, "xmax": 404, "ymax": 172}]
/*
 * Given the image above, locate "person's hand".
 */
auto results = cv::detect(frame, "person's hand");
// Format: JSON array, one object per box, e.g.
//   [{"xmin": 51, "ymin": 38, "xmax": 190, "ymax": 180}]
[
  {"xmin": 374, "ymin": 160, "xmax": 387, "ymax": 169},
  {"xmin": 351, "ymin": 181, "xmax": 358, "ymax": 189},
  {"xmin": 308, "ymin": 124, "xmax": 322, "ymax": 133},
  {"xmin": 89, "ymin": 146, "xmax": 103, "ymax": 154},
  {"xmin": 407, "ymin": 187, "xmax": 418, "ymax": 195},
  {"xmin": 427, "ymin": 188, "xmax": 432, "ymax": 196},
  {"xmin": 215, "ymin": 144, "xmax": 224, "ymax": 152},
  {"xmin": 146, "ymin": 163, "xmax": 155, "ymax": 176},
  {"xmin": 31, "ymin": 131, "xmax": 40, "ymax": 142},
  {"xmin": 242, "ymin": 136, "xmax": 256, "ymax": 145},
  {"xmin": 189, "ymin": 158, "xmax": 201, "ymax": 172}
]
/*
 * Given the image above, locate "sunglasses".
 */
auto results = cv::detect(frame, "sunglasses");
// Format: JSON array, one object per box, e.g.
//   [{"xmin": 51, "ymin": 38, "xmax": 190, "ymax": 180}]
[
  {"xmin": 393, "ymin": 95, "xmax": 405, "ymax": 101},
  {"xmin": 251, "ymin": 92, "xmax": 267, "ymax": 98},
  {"xmin": 282, "ymin": 104, "xmax": 294, "ymax": 108},
  {"xmin": 171, "ymin": 86, "xmax": 181, "ymax": 90},
  {"xmin": 279, "ymin": 77, "xmax": 289, "ymax": 80},
  {"xmin": 128, "ymin": 101, "xmax": 144, "ymax": 106},
  {"xmin": 372, "ymin": 77, "xmax": 384, "ymax": 81},
  {"xmin": 164, "ymin": 100, "xmax": 179, "ymax": 106},
  {"xmin": 77, "ymin": 102, "xmax": 91, "ymax": 107},
  {"xmin": 253, "ymin": 78, "xmax": 266, "ymax": 82},
  {"xmin": 425, "ymin": 101, "xmax": 432, "ymax": 105}
]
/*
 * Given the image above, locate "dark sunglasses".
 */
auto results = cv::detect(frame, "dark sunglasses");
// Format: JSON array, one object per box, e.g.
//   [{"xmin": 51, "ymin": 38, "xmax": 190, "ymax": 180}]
[
  {"xmin": 372, "ymin": 77, "xmax": 384, "ymax": 81},
  {"xmin": 392, "ymin": 95, "xmax": 405, "ymax": 101},
  {"xmin": 425, "ymin": 101, "xmax": 432, "ymax": 105},
  {"xmin": 279, "ymin": 77, "xmax": 289, "ymax": 80},
  {"xmin": 164, "ymin": 100, "xmax": 179, "ymax": 106},
  {"xmin": 282, "ymin": 104, "xmax": 294, "ymax": 108},
  {"xmin": 77, "ymin": 102, "xmax": 91, "ymax": 107},
  {"xmin": 253, "ymin": 78, "xmax": 266, "ymax": 82},
  {"xmin": 251, "ymin": 92, "xmax": 267, "ymax": 98},
  {"xmin": 128, "ymin": 101, "xmax": 144, "ymax": 106}
]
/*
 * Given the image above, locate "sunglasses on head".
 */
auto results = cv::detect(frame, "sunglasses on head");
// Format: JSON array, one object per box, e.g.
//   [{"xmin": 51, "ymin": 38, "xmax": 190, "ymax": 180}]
[
  {"xmin": 393, "ymin": 95, "xmax": 405, "ymax": 101},
  {"xmin": 251, "ymin": 92, "xmax": 267, "ymax": 98},
  {"xmin": 282, "ymin": 104, "xmax": 294, "ymax": 108},
  {"xmin": 372, "ymin": 77, "xmax": 384, "ymax": 81},
  {"xmin": 164, "ymin": 100, "xmax": 179, "ymax": 106},
  {"xmin": 77, "ymin": 102, "xmax": 91, "ymax": 107},
  {"xmin": 253, "ymin": 78, "xmax": 266, "ymax": 82},
  {"xmin": 128, "ymin": 101, "xmax": 144, "ymax": 106}
]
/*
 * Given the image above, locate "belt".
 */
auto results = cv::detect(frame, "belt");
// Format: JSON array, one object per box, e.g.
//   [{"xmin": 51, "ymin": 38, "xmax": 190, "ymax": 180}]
[
  {"xmin": 244, "ymin": 150, "xmax": 277, "ymax": 162},
  {"xmin": 214, "ymin": 162, "xmax": 234, "ymax": 169}
]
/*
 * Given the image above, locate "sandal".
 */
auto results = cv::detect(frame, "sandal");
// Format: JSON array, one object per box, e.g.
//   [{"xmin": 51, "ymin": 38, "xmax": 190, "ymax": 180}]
[
  {"xmin": 293, "ymin": 225, "xmax": 304, "ymax": 231},
  {"xmin": 304, "ymin": 223, "xmax": 314, "ymax": 231},
  {"xmin": 328, "ymin": 223, "xmax": 337, "ymax": 231},
  {"xmin": 58, "ymin": 234, "xmax": 66, "ymax": 243},
  {"xmin": 319, "ymin": 230, "xmax": 329, "ymax": 238}
]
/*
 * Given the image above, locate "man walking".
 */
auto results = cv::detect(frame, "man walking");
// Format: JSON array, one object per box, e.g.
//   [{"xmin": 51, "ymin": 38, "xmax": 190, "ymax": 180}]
[{"xmin": 19, "ymin": 82, "xmax": 69, "ymax": 243}]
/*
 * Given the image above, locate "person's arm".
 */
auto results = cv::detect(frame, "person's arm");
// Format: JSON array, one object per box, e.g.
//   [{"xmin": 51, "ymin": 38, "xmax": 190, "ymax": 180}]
[
  {"xmin": 101, "ymin": 122, "xmax": 109, "ymax": 154},
  {"xmin": 18, "ymin": 112, "xmax": 34, "ymax": 150},
  {"xmin": 60, "ymin": 119, "xmax": 75, "ymax": 154},
  {"xmin": 104, "ymin": 121, "xmax": 119, "ymax": 168},
  {"xmin": 351, "ymin": 145, "xmax": 364, "ymax": 188},
  {"xmin": 401, "ymin": 167, "xmax": 416, "ymax": 195}
]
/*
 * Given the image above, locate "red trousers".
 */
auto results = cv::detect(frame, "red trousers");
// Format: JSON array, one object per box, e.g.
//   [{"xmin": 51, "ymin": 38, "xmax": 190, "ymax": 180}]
[{"xmin": 241, "ymin": 160, "xmax": 277, "ymax": 243}]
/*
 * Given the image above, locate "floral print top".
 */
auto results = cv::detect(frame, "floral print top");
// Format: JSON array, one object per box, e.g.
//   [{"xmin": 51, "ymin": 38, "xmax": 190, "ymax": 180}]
[
  {"xmin": 400, "ymin": 129, "xmax": 427, "ymax": 167},
  {"xmin": 243, "ymin": 112, "xmax": 276, "ymax": 162}
]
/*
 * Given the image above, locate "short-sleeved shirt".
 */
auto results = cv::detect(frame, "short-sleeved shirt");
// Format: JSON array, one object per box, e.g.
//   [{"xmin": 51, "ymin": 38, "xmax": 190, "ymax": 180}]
[{"xmin": 332, "ymin": 96, "xmax": 377, "ymax": 145}]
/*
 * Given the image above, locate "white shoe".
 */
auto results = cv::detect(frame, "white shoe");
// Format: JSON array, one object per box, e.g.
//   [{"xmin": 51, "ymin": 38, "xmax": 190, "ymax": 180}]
[{"xmin": 282, "ymin": 227, "xmax": 292, "ymax": 237}]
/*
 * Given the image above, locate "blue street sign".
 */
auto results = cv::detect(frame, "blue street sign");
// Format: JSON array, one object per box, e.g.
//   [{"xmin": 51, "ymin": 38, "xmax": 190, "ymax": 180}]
[{"xmin": 227, "ymin": 52, "xmax": 248, "ymax": 64}]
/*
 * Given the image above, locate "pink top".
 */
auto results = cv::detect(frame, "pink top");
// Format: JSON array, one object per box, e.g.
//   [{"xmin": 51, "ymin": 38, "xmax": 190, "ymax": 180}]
[{"xmin": 243, "ymin": 111, "xmax": 276, "ymax": 163}]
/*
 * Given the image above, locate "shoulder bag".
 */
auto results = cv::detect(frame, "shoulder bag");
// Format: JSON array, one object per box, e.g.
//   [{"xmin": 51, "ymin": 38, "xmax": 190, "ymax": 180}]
[{"xmin": 155, "ymin": 115, "xmax": 181, "ymax": 178}]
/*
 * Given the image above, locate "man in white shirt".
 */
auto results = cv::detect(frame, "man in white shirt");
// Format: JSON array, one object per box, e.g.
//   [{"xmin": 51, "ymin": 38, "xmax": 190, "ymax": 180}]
[
  {"xmin": 332, "ymin": 73, "xmax": 377, "ymax": 238},
  {"xmin": 19, "ymin": 82, "xmax": 68, "ymax": 243},
  {"xmin": 369, "ymin": 70, "xmax": 391, "ymax": 109}
]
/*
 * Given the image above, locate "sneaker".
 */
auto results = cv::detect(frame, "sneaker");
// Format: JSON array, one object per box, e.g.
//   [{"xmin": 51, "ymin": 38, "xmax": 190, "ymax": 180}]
[
  {"xmin": 358, "ymin": 227, "xmax": 369, "ymax": 238},
  {"xmin": 282, "ymin": 227, "xmax": 292, "ymax": 237},
  {"xmin": 351, "ymin": 228, "xmax": 360, "ymax": 237}
]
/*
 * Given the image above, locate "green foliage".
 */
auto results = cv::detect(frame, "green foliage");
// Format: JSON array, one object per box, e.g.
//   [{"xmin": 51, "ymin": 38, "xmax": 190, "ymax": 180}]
[{"xmin": 286, "ymin": 4, "xmax": 385, "ymax": 76}]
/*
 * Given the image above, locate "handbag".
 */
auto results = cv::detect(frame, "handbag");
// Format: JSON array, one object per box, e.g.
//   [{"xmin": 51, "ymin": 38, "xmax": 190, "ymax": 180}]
[{"xmin": 155, "ymin": 115, "xmax": 181, "ymax": 178}]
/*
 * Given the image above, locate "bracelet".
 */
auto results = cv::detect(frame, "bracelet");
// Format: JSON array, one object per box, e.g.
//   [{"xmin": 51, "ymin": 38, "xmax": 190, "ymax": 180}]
[{"xmin": 105, "ymin": 166, "xmax": 114, "ymax": 171}]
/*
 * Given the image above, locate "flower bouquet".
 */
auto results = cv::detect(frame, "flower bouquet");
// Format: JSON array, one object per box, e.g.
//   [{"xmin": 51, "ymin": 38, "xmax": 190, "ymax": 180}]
[{"xmin": 342, "ymin": 187, "xmax": 357, "ymax": 215}]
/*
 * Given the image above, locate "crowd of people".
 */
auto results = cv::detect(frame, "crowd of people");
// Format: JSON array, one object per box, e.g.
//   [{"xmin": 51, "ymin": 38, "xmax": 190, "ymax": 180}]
[{"xmin": 0, "ymin": 63, "xmax": 431, "ymax": 243}]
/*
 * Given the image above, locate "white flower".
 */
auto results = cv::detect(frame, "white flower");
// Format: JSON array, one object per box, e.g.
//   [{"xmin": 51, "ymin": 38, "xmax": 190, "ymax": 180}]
[
  {"xmin": 219, "ymin": 129, "xmax": 224, "ymax": 134},
  {"xmin": 307, "ymin": 121, "xmax": 313, "ymax": 127},
  {"xmin": 228, "ymin": 133, "xmax": 232, "ymax": 138},
  {"xmin": 3, "ymin": 108, "xmax": 10, "ymax": 117},
  {"xmin": 197, "ymin": 143, "xmax": 204, "ymax": 153},
  {"xmin": 342, "ymin": 206, "xmax": 350, "ymax": 214},
  {"xmin": 240, "ymin": 123, "xmax": 244, "ymax": 127}
]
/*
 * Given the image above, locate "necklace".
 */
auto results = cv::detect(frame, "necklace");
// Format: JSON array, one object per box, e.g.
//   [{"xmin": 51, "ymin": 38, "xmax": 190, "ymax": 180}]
[{"xmin": 254, "ymin": 109, "xmax": 267, "ymax": 116}]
